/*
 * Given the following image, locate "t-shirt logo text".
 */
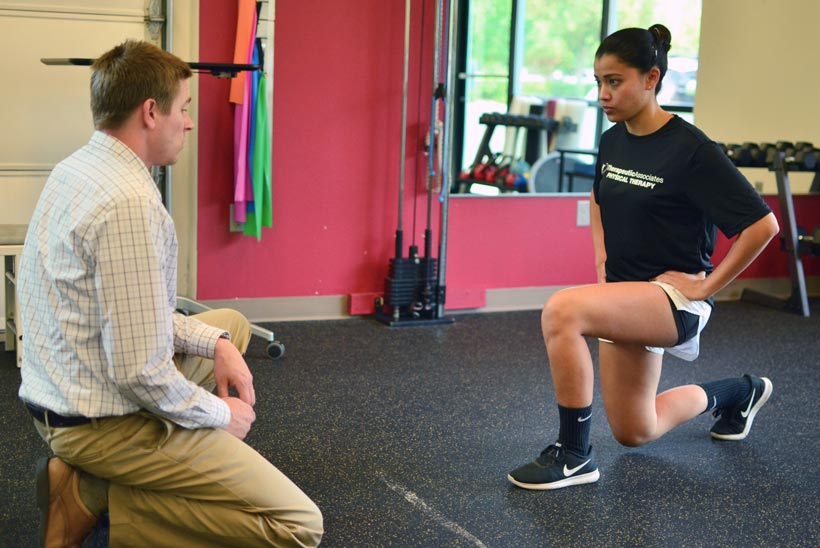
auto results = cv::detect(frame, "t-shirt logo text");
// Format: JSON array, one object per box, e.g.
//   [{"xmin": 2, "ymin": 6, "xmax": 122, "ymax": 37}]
[{"xmin": 602, "ymin": 163, "xmax": 663, "ymax": 189}]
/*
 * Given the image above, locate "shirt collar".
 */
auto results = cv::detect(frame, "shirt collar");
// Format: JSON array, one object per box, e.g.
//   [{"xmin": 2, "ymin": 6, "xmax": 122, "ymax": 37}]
[{"xmin": 88, "ymin": 130, "xmax": 160, "ymax": 198}]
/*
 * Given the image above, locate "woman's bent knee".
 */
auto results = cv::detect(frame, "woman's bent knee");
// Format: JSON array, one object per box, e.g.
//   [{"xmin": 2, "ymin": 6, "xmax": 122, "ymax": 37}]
[
  {"xmin": 541, "ymin": 291, "xmax": 579, "ymax": 338},
  {"xmin": 611, "ymin": 426, "xmax": 656, "ymax": 448}
]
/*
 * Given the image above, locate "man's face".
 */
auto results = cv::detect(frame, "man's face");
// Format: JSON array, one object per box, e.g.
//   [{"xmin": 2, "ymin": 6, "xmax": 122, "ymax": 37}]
[{"xmin": 150, "ymin": 78, "xmax": 194, "ymax": 166}]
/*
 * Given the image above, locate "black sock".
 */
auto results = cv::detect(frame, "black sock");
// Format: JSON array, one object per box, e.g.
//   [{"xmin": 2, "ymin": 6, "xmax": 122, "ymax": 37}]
[
  {"xmin": 699, "ymin": 376, "xmax": 753, "ymax": 414},
  {"xmin": 557, "ymin": 404, "xmax": 592, "ymax": 455}
]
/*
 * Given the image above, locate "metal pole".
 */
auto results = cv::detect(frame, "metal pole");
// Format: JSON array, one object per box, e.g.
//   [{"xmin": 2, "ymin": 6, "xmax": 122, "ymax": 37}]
[
  {"xmin": 436, "ymin": 0, "xmax": 458, "ymax": 318},
  {"xmin": 395, "ymin": 0, "xmax": 412, "ymax": 259},
  {"xmin": 425, "ymin": 0, "xmax": 444, "ymax": 256},
  {"xmin": 163, "ymin": 0, "xmax": 174, "ymax": 212}
]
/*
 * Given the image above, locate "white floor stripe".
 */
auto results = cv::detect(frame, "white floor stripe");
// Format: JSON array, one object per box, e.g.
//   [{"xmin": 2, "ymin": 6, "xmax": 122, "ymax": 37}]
[{"xmin": 378, "ymin": 473, "xmax": 489, "ymax": 548}]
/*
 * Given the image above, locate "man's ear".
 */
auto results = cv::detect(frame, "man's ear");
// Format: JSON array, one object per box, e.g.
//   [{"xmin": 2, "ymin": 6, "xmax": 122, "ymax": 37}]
[{"xmin": 141, "ymin": 98, "xmax": 159, "ymax": 129}]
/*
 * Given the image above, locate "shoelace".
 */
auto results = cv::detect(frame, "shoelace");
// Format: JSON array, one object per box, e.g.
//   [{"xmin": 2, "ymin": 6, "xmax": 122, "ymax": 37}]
[
  {"xmin": 537, "ymin": 443, "xmax": 562, "ymax": 465},
  {"xmin": 712, "ymin": 395, "xmax": 752, "ymax": 419}
]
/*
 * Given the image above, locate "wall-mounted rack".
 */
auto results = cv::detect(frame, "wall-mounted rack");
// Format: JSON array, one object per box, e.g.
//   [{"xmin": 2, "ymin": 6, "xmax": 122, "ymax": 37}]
[{"xmin": 41, "ymin": 58, "xmax": 261, "ymax": 79}]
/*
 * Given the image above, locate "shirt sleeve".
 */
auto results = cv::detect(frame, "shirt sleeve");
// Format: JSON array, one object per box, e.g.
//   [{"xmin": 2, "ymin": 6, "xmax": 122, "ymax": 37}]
[
  {"xmin": 94, "ymin": 196, "xmax": 230, "ymax": 429},
  {"xmin": 685, "ymin": 141, "xmax": 772, "ymax": 238},
  {"xmin": 173, "ymin": 312, "xmax": 229, "ymax": 358}
]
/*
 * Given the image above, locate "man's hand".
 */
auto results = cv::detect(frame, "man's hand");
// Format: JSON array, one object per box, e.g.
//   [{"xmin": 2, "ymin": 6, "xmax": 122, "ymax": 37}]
[
  {"xmin": 222, "ymin": 397, "xmax": 256, "ymax": 439},
  {"xmin": 213, "ymin": 337, "xmax": 256, "ymax": 407}
]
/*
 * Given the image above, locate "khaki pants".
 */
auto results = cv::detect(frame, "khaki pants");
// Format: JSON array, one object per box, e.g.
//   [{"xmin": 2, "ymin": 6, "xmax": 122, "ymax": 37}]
[{"xmin": 34, "ymin": 309, "xmax": 323, "ymax": 548}]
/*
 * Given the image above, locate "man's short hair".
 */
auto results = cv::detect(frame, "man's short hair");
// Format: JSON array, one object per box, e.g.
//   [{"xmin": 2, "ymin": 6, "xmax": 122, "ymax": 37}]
[{"xmin": 90, "ymin": 40, "xmax": 192, "ymax": 130}]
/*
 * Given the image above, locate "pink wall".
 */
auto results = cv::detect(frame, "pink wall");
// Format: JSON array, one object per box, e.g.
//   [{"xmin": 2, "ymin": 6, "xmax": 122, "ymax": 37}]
[
  {"xmin": 198, "ymin": 0, "xmax": 438, "ymax": 303},
  {"xmin": 197, "ymin": 1, "xmax": 820, "ymax": 312}
]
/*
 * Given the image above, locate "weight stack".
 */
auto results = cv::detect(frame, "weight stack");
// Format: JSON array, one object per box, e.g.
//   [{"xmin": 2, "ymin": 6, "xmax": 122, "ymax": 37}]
[
  {"xmin": 376, "ymin": 256, "xmax": 451, "ymax": 326},
  {"xmin": 385, "ymin": 257, "xmax": 426, "ymax": 308}
]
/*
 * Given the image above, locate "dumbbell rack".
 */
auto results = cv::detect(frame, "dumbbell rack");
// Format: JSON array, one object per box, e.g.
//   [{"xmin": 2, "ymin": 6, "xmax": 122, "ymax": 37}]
[
  {"xmin": 740, "ymin": 152, "xmax": 811, "ymax": 316},
  {"xmin": 457, "ymin": 113, "xmax": 558, "ymax": 193}
]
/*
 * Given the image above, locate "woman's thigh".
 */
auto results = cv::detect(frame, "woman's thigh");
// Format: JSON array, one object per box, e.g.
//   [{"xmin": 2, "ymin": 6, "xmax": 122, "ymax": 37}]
[{"xmin": 545, "ymin": 282, "xmax": 679, "ymax": 347}]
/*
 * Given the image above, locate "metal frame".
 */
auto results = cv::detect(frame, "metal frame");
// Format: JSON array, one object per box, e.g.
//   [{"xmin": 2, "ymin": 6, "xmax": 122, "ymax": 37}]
[{"xmin": 741, "ymin": 153, "xmax": 811, "ymax": 317}]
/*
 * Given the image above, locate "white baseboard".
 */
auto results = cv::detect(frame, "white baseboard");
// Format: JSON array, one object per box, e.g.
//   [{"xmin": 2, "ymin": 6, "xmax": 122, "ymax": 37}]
[
  {"xmin": 183, "ymin": 277, "xmax": 820, "ymax": 323},
  {"xmin": 462, "ymin": 277, "xmax": 820, "ymax": 314},
  {"xmin": 193, "ymin": 295, "xmax": 350, "ymax": 323},
  {"xmin": 4, "ymin": 278, "xmax": 818, "ymax": 332}
]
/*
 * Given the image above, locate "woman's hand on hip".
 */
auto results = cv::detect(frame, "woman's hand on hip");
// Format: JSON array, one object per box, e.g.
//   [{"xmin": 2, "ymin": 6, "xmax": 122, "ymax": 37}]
[{"xmin": 652, "ymin": 270, "xmax": 708, "ymax": 301}]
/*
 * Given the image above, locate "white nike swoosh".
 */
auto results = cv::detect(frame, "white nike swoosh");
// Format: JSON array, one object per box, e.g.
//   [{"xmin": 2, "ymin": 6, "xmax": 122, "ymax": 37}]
[
  {"xmin": 712, "ymin": 396, "xmax": 717, "ymax": 410},
  {"xmin": 577, "ymin": 414, "xmax": 592, "ymax": 422},
  {"xmin": 563, "ymin": 459, "xmax": 591, "ymax": 477},
  {"xmin": 740, "ymin": 389, "xmax": 756, "ymax": 418}
]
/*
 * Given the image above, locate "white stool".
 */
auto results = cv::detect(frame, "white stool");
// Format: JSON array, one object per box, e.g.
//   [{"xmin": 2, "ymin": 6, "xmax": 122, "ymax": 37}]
[{"xmin": 1, "ymin": 224, "xmax": 28, "ymax": 368}]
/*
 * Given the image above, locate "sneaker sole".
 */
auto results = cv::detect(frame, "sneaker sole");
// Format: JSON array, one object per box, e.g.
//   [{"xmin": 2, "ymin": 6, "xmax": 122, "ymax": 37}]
[
  {"xmin": 711, "ymin": 376, "xmax": 773, "ymax": 441},
  {"xmin": 36, "ymin": 457, "xmax": 50, "ymax": 548},
  {"xmin": 507, "ymin": 469, "xmax": 600, "ymax": 490}
]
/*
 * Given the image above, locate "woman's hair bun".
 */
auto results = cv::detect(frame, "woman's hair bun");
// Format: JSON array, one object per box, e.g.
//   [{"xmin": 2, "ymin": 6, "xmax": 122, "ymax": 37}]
[{"xmin": 649, "ymin": 24, "xmax": 672, "ymax": 54}]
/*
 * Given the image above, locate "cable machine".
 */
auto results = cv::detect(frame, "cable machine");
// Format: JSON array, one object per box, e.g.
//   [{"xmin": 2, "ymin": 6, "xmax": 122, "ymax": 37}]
[{"xmin": 374, "ymin": 0, "xmax": 459, "ymax": 327}]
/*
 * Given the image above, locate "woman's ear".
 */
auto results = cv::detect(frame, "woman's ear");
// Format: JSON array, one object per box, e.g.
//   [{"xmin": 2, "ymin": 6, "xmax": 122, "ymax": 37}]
[{"xmin": 645, "ymin": 66, "xmax": 661, "ymax": 91}]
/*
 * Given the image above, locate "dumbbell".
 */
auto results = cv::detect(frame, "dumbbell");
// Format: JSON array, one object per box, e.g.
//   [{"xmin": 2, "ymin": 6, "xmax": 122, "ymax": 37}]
[
  {"xmin": 765, "ymin": 141, "xmax": 793, "ymax": 165},
  {"xmin": 742, "ymin": 142, "xmax": 770, "ymax": 167},
  {"xmin": 749, "ymin": 143, "xmax": 773, "ymax": 167},
  {"xmin": 794, "ymin": 226, "xmax": 820, "ymax": 255},
  {"xmin": 764, "ymin": 142, "xmax": 818, "ymax": 170},
  {"xmin": 786, "ymin": 143, "xmax": 817, "ymax": 171},
  {"xmin": 780, "ymin": 142, "xmax": 817, "ymax": 171},
  {"xmin": 726, "ymin": 144, "xmax": 753, "ymax": 166}
]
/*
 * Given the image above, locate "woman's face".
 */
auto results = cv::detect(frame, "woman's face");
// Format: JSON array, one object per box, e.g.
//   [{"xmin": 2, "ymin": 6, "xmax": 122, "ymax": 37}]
[{"xmin": 593, "ymin": 53, "xmax": 658, "ymax": 124}]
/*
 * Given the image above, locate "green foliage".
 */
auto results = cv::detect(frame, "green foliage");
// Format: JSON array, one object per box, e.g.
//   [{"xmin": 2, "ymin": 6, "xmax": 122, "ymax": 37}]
[
  {"xmin": 466, "ymin": 0, "xmax": 512, "ymax": 102},
  {"xmin": 519, "ymin": 0, "xmax": 602, "ymax": 98},
  {"xmin": 466, "ymin": 0, "xmax": 702, "ymax": 101}
]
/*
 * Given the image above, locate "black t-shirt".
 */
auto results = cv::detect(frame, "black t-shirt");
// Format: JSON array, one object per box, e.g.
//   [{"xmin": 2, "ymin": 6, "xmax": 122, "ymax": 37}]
[{"xmin": 593, "ymin": 115, "xmax": 771, "ymax": 283}]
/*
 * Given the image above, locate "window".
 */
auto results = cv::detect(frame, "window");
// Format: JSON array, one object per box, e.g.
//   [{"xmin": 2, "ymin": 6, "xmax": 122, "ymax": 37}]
[
  {"xmin": 457, "ymin": 0, "xmax": 513, "ymax": 177},
  {"xmin": 614, "ymin": 0, "xmax": 702, "ymax": 108},
  {"xmin": 454, "ymin": 0, "xmax": 702, "ymax": 192}
]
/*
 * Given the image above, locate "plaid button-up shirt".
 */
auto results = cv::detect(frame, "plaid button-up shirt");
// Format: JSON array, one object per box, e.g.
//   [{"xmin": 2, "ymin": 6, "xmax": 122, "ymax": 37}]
[{"xmin": 18, "ymin": 131, "xmax": 230, "ymax": 429}]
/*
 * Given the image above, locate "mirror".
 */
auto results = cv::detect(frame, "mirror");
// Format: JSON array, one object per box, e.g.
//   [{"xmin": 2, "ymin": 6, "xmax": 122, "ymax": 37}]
[
  {"xmin": 455, "ymin": 98, "xmax": 600, "ymax": 197},
  {"xmin": 451, "ymin": 0, "xmax": 820, "ymax": 197},
  {"xmin": 451, "ymin": 0, "xmax": 701, "ymax": 197}
]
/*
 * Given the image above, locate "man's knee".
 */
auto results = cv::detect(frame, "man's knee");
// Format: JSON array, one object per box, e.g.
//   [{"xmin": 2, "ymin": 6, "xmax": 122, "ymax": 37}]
[
  {"xmin": 222, "ymin": 308, "xmax": 250, "ymax": 342},
  {"xmin": 297, "ymin": 503, "xmax": 324, "ymax": 548},
  {"xmin": 197, "ymin": 308, "xmax": 251, "ymax": 352},
  {"xmin": 270, "ymin": 501, "xmax": 323, "ymax": 548}
]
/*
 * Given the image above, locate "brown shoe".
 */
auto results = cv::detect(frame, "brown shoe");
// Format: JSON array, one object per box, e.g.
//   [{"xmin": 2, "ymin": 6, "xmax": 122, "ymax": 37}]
[{"xmin": 36, "ymin": 457, "xmax": 99, "ymax": 548}]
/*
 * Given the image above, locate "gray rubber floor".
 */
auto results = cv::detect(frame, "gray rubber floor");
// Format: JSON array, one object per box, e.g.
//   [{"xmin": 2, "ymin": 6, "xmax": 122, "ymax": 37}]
[{"xmin": 2, "ymin": 299, "xmax": 818, "ymax": 547}]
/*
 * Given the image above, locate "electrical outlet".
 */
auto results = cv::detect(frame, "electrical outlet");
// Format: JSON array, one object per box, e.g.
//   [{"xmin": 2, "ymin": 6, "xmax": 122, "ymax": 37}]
[
  {"xmin": 576, "ymin": 200, "xmax": 590, "ymax": 226},
  {"xmin": 229, "ymin": 204, "xmax": 244, "ymax": 233}
]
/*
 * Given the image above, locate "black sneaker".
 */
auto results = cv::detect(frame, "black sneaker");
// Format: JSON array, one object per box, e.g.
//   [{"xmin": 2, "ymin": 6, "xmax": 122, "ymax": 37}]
[
  {"xmin": 507, "ymin": 443, "xmax": 599, "ymax": 490},
  {"xmin": 710, "ymin": 375, "xmax": 773, "ymax": 441}
]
